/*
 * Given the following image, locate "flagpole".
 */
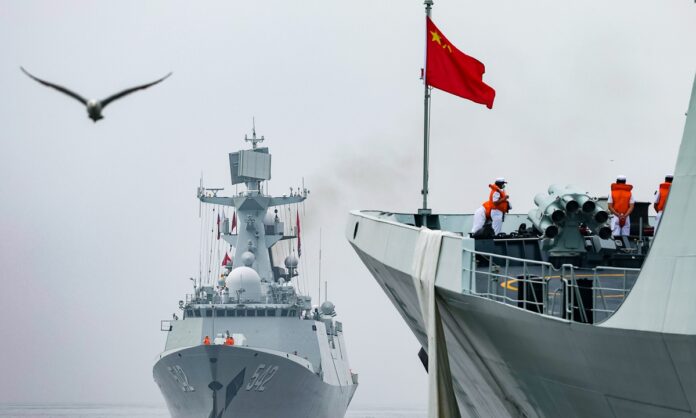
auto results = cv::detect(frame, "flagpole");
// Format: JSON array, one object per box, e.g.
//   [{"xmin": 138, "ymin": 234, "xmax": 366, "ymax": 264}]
[
  {"xmin": 419, "ymin": 0, "xmax": 434, "ymax": 222},
  {"xmin": 318, "ymin": 228, "xmax": 322, "ymax": 305}
]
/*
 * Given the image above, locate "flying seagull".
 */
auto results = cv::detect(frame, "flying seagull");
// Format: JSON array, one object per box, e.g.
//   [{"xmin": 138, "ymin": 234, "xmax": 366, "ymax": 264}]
[{"xmin": 20, "ymin": 67, "xmax": 172, "ymax": 122}]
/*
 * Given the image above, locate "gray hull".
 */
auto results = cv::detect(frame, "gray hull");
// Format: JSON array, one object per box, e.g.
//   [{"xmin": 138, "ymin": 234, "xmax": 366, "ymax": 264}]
[
  {"xmin": 345, "ymin": 74, "xmax": 696, "ymax": 417},
  {"xmin": 153, "ymin": 345, "xmax": 356, "ymax": 418},
  {"xmin": 353, "ymin": 245, "xmax": 696, "ymax": 417}
]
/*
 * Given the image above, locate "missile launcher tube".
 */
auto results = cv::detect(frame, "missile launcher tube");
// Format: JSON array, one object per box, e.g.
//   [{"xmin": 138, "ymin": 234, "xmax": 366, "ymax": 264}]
[{"xmin": 529, "ymin": 184, "xmax": 612, "ymax": 253}]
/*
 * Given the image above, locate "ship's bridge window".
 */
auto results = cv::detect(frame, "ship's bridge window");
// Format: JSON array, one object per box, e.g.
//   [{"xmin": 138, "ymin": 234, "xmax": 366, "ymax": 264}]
[
  {"xmin": 194, "ymin": 309, "xmax": 201, "ymax": 318},
  {"xmin": 237, "ymin": 309, "xmax": 246, "ymax": 317},
  {"xmin": 281, "ymin": 309, "xmax": 289, "ymax": 317},
  {"xmin": 247, "ymin": 309, "xmax": 256, "ymax": 317},
  {"xmin": 186, "ymin": 309, "xmax": 193, "ymax": 318},
  {"xmin": 205, "ymin": 308, "xmax": 213, "ymax": 317},
  {"xmin": 226, "ymin": 309, "xmax": 235, "ymax": 317},
  {"xmin": 215, "ymin": 309, "xmax": 225, "ymax": 317},
  {"xmin": 267, "ymin": 309, "xmax": 277, "ymax": 317},
  {"xmin": 289, "ymin": 310, "xmax": 296, "ymax": 317},
  {"xmin": 257, "ymin": 309, "xmax": 266, "ymax": 317}
]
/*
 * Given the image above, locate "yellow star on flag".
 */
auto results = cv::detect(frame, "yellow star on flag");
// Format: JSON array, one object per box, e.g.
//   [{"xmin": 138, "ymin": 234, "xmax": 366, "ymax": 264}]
[{"xmin": 430, "ymin": 30, "xmax": 442, "ymax": 45}]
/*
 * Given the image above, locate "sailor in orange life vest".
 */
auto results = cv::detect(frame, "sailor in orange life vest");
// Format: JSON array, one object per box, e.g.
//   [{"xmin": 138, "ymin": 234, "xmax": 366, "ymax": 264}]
[
  {"xmin": 653, "ymin": 174, "xmax": 673, "ymax": 231},
  {"xmin": 470, "ymin": 178, "xmax": 511, "ymax": 235},
  {"xmin": 608, "ymin": 175, "xmax": 635, "ymax": 237}
]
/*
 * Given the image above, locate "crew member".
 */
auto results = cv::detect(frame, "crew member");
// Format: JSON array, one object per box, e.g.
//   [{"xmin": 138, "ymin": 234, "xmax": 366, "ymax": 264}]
[
  {"xmin": 471, "ymin": 178, "xmax": 510, "ymax": 236},
  {"xmin": 203, "ymin": 335, "xmax": 211, "ymax": 345},
  {"xmin": 653, "ymin": 174, "xmax": 673, "ymax": 231},
  {"xmin": 608, "ymin": 175, "xmax": 634, "ymax": 237}
]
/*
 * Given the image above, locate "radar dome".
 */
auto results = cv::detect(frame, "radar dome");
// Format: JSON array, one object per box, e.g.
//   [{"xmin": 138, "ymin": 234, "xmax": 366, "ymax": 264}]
[
  {"xmin": 285, "ymin": 255, "xmax": 299, "ymax": 269},
  {"xmin": 225, "ymin": 266, "xmax": 262, "ymax": 302},
  {"xmin": 241, "ymin": 251, "xmax": 256, "ymax": 267},
  {"xmin": 320, "ymin": 301, "xmax": 336, "ymax": 316}
]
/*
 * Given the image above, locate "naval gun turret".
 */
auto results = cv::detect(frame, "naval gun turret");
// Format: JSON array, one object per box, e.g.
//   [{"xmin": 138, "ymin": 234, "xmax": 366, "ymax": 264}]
[{"xmin": 528, "ymin": 184, "xmax": 611, "ymax": 260}]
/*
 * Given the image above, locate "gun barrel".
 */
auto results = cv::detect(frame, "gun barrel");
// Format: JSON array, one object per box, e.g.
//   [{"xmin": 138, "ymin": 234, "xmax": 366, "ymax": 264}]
[
  {"xmin": 539, "ymin": 217, "xmax": 560, "ymax": 238},
  {"xmin": 529, "ymin": 208, "xmax": 561, "ymax": 238},
  {"xmin": 562, "ymin": 195, "xmax": 580, "ymax": 213},
  {"xmin": 596, "ymin": 226, "xmax": 612, "ymax": 240},
  {"xmin": 549, "ymin": 208, "xmax": 566, "ymax": 223},
  {"xmin": 593, "ymin": 209, "xmax": 609, "ymax": 224},
  {"xmin": 545, "ymin": 224, "xmax": 560, "ymax": 238}
]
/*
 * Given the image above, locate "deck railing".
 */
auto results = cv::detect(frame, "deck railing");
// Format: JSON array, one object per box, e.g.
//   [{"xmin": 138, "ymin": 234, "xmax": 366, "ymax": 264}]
[{"xmin": 462, "ymin": 248, "xmax": 640, "ymax": 323}]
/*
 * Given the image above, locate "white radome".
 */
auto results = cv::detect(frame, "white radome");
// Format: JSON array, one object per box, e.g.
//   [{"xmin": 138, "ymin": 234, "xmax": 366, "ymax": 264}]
[
  {"xmin": 241, "ymin": 251, "xmax": 256, "ymax": 267},
  {"xmin": 285, "ymin": 255, "xmax": 299, "ymax": 269},
  {"xmin": 320, "ymin": 301, "xmax": 336, "ymax": 316},
  {"xmin": 225, "ymin": 266, "xmax": 262, "ymax": 302}
]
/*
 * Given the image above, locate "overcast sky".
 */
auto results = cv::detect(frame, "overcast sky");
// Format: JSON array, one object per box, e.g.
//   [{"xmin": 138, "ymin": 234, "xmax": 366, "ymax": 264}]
[{"xmin": 1, "ymin": 0, "xmax": 695, "ymax": 409}]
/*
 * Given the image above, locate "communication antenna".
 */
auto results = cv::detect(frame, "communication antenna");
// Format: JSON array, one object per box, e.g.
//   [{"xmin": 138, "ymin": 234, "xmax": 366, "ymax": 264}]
[
  {"xmin": 245, "ymin": 117, "xmax": 265, "ymax": 149},
  {"xmin": 198, "ymin": 173, "xmax": 203, "ymax": 217},
  {"xmin": 318, "ymin": 228, "xmax": 322, "ymax": 305},
  {"xmin": 197, "ymin": 174, "xmax": 203, "ymax": 286}
]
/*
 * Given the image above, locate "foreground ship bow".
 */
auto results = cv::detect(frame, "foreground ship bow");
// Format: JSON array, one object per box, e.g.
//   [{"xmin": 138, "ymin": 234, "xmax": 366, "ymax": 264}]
[
  {"xmin": 347, "ymin": 75, "xmax": 696, "ymax": 418},
  {"xmin": 154, "ymin": 130, "xmax": 357, "ymax": 418}
]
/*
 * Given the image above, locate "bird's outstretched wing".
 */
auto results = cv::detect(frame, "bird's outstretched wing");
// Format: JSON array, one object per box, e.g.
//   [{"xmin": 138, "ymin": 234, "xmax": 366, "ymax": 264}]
[
  {"xmin": 20, "ymin": 67, "xmax": 88, "ymax": 105},
  {"xmin": 100, "ymin": 72, "xmax": 172, "ymax": 108}
]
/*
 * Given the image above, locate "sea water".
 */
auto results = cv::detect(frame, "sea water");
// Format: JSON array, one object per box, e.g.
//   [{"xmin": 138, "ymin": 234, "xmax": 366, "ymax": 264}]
[{"xmin": 0, "ymin": 404, "xmax": 426, "ymax": 418}]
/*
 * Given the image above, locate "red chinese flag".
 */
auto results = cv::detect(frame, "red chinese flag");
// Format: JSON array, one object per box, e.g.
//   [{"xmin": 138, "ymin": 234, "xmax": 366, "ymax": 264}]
[
  {"xmin": 425, "ymin": 17, "xmax": 495, "ymax": 109},
  {"xmin": 221, "ymin": 252, "xmax": 232, "ymax": 266}
]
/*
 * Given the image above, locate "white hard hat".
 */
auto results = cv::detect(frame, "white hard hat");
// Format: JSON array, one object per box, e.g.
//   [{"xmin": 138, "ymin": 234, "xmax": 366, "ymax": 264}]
[
  {"xmin": 495, "ymin": 177, "xmax": 507, "ymax": 183},
  {"xmin": 616, "ymin": 175, "xmax": 627, "ymax": 181}
]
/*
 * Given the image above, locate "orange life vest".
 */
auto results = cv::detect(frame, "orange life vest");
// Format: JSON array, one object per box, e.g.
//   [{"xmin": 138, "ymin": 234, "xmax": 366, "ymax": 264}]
[
  {"xmin": 656, "ymin": 182, "xmax": 671, "ymax": 212},
  {"xmin": 483, "ymin": 184, "xmax": 509, "ymax": 218},
  {"xmin": 610, "ymin": 183, "xmax": 633, "ymax": 214},
  {"xmin": 225, "ymin": 337, "xmax": 235, "ymax": 346},
  {"xmin": 203, "ymin": 336, "xmax": 211, "ymax": 345}
]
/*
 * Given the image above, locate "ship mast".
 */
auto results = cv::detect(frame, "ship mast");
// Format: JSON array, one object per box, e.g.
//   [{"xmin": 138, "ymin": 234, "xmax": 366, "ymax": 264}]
[
  {"xmin": 245, "ymin": 117, "xmax": 264, "ymax": 150},
  {"xmin": 198, "ymin": 126, "xmax": 307, "ymax": 284},
  {"xmin": 420, "ymin": 0, "xmax": 434, "ymax": 222}
]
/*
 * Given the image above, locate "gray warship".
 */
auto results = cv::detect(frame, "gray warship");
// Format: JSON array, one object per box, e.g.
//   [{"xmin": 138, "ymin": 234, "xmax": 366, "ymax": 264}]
[
  {"xmin": 347, "ymin": 75, "xmax": 696, "ymax": 417},
  {"xmin": 154, "ymin": 129, "xmax": 357, "ymax": 418}
]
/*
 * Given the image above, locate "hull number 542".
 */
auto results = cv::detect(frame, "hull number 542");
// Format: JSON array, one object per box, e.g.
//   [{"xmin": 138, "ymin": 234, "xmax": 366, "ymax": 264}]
[{"xmin": 246, "ymin": 364, "xmax": 279, "ymax": 392}]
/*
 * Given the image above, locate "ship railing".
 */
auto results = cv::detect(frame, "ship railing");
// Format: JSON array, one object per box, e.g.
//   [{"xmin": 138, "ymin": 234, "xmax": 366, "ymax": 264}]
[
  {"xmin": 463, "ymin": 249, "xmax": 554, "ymax": 314},
  {"xmin": 462, "ymin": 248, "xmax": 640, "ymax": 323},
  {"xmin": 563, "ymin": 265, "xmax": 641, "ymax": 323}
]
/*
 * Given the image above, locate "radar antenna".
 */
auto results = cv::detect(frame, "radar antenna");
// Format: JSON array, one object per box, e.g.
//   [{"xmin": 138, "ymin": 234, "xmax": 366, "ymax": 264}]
[{"xmin": 244, "ymin": 117, "xmax": 265, "ymax": 149}]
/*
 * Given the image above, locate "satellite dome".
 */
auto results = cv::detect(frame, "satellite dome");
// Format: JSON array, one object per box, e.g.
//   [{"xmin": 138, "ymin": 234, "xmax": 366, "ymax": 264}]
[
  {"xmin": 263, "ymin": 211, "xmax": 276, "ymax": 226},
  {"xmin": 285, "ymin": 255, "xmax": 299, "ymax": 269},
  {"xmin": 225, "ymin": 266, "xmax": 262, "ymax": 302},
  {"xmin": 241, "ymin": 251, "xmax": 256, "ymax": 267},
  {"xmin": 320, "ymin": 301, "xmax": 336, "ymax": 316}
]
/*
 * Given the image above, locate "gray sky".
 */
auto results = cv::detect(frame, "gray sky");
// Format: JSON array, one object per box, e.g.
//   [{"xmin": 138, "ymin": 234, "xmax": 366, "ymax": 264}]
[{"xmin": 0, "ymin": 0, "xmax": 694, "ymax": 409}]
